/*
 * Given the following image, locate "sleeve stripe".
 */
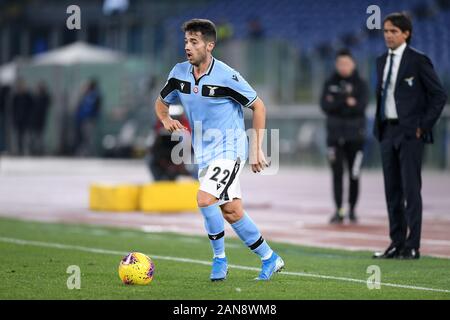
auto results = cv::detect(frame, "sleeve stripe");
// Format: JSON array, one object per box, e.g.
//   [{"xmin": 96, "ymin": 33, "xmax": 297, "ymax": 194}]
[
  {"xmin": 244, "ymin": 96, "xmax": 258, "ymax": 108},
  {"xmin": 225, "ymin": 87, "xmax": 250, "ymax": 106},
  {"xmin": 160, "ymin": 80, "xmax": 175, "ymax": 99},
  {"xmin": 158, "ymin": 95, "xmax": 170, "ymax": 106}
]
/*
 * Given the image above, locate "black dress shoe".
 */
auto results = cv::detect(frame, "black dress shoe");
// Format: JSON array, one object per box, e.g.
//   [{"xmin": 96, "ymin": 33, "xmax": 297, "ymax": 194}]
[
  {"xmin": 329, "ymin": 209, "xmax": 344, "ymax": 224},
  {"xmin": 348, "ymin": 211, "xmax": 358, "ymax": 223},
  {"xmin": 329, "ymin": 214, "xmax": 344, "ymax": 224},
  {"xmin": 399, "ymin": 248, "xmax": 420, "ymax": 259},
  {"xmin": 372, "ymin": 245, "xmax": 402, "ymax": 259}
]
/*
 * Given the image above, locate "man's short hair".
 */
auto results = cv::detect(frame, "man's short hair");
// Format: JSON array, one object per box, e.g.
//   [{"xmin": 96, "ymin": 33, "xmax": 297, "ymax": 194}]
[
  {"xmin": 336, "ymin": 48, "xmax": 354, "ymax": 60},
  {"xmin": 384, "ymin": 12, "xmax": 413, "ymax": 44},
  {"xmin": 182, "ymin": 19, "xmax": 217, "ymax": 43}
]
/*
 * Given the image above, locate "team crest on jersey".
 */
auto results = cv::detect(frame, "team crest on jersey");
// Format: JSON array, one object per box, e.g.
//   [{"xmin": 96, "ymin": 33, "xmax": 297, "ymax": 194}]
[
  {"xmin": 180, "ymin": 83, "xmax": 185, "ymax": 91},
  {"xmin": 207, "ymin": 86, "xmax": 219, "ymax": 96},
  {"xmin": 193, "ymin": 86, "xmax": 199, "ymax": 94}
]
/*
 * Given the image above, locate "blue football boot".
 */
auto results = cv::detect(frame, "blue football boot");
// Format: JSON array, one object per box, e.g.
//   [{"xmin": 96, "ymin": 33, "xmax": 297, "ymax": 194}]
[
  {"xmin": 255, "ymin": 252, "xmax": 284, "ymax": 280},
  {"xmin": 210, "ymin": 257, "xmax": 228, "ymax": 281}
]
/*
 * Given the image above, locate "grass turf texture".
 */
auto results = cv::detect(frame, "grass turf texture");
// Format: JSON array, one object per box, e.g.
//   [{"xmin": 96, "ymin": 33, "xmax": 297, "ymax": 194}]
[{"xmin": 0, "ymin": 217, "xmax": 449, "ymax": 300}]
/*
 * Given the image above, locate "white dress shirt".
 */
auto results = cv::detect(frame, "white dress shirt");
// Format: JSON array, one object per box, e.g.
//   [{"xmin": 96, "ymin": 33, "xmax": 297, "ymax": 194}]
[{"xmin": 381, "ymin": 42, "xmax": 407, "ymax": 119}]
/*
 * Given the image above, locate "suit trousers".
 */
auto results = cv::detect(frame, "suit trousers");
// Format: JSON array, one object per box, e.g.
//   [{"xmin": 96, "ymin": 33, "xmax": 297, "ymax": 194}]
[{"xmin": 380, "ymin": 122, "xmax": 424, "ymax": 250}]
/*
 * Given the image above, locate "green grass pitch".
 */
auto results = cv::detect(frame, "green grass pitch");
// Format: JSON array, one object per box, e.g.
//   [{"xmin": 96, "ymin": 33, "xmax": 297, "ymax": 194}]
[{"xmin": 0, "ymin": 217, "xmax": 449, "ymax": 299}]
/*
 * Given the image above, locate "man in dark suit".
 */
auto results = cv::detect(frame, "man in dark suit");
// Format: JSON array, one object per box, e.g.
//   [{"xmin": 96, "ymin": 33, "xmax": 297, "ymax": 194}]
[{"xmin": 373, "ymin": 13, "xmax": 447, "ymax": 259}]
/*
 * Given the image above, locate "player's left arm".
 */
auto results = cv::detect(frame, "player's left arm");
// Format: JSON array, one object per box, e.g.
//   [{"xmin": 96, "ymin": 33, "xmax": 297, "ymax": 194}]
[
  {"xmin": 418, "ymin": 55, "xmax": 447, "ymax": 133},
  {"xmin": 226, "ymin": 70, "xmax": 269, "ymax": 173},
  {"xmin": 248, "ymin": 98, "xmax": 269, "ymax": 173}
]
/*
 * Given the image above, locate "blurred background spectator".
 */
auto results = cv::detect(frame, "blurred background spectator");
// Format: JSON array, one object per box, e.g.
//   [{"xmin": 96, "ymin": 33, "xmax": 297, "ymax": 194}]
[
  {"xmin": 146, "ymin": 104, "xmax": 196, "ymax": 181},
  {"xmin": 11, "ymin": 78, "xmax": 33, "ymax": 155},
  {"xmin": 74, "ymin": 79, "xmax": 102, "ymax": 156},
  {"xmin": 29, "ymin": 81, "xmax": 51, "ymax": 156},
  {"xmin": 216, "ymin": 18, "xmax": 234, "ymax": 43},
  {"xmin": 320, "ymin": 49, "xmax": 368, "ymax": 224},
  {"xmin": 0, "ymin": 85, "xmax": 11, "ymax": 153},
  {"xmin": 247, "ymin": 17, "xmax": 265, "ymax": 39}
]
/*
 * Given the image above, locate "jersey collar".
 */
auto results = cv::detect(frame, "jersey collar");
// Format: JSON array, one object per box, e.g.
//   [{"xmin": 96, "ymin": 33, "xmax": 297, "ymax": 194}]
[{"xmin": 190, "ymin": 57, "xmax": 215, "ymax": 85}]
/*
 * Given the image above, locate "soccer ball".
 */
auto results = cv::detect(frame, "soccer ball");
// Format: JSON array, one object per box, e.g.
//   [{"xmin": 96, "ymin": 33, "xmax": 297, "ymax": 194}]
[{"xmin": 118, "ymin": 252, "xmax": 155, "ymax": 285}]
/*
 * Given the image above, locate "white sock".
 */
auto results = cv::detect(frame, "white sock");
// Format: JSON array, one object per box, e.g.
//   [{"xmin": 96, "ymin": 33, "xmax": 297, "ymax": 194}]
[
  {"xmin": 214, "ymin": 252, "xmax": 226, "ymax": 259},
  {"xmin": 261, "ymin": 250, "xmax": 273, "ymax": 261}
]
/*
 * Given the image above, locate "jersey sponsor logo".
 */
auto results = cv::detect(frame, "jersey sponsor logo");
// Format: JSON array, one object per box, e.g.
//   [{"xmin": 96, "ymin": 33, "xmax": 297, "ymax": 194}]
[
  {"xmin": 207, "ymin": 86, "xmax": 219, "ymax": 96},
  {"xmin": 177, "ymin": 80, "xmax": 191, "ymax": 94},
  {"xmin": 160, "ymin": 78, "xmax": 191, "ymax": 97},
  {"xmin": 232, "ymin": 74, "xmax": 239, "ymax": 82}
]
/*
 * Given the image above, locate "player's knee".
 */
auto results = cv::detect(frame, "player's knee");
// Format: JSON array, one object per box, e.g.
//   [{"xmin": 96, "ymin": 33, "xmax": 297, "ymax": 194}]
[{"xmin": 197, "ymin": 192, "xmax": 217, "ymax": 208}]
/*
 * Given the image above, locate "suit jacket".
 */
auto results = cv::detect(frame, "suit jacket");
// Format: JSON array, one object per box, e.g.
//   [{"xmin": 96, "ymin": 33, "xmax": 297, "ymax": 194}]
[{"xmin": 373, "ymin": 46, "xmax": 447, "ymax": 143}]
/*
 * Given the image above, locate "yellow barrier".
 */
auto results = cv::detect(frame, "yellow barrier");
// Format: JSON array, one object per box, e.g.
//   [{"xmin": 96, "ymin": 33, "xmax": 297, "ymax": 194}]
[
  {"xmin": 140, "ymin": 181, "xmax": 199, "ymax": 213},
  {"xmin": 89, "ymin": 184, "xmax": 140, "ymax": 212}
]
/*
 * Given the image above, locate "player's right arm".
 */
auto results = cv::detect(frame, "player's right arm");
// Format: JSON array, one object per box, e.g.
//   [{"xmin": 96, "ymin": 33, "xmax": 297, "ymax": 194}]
[
  {"xmin": 154, "ymin": 97, "xmax": 187, "ymax": 133},
  {"xmin": 155, "ymin": 65, "xmax": 188, "ymax": 133}
]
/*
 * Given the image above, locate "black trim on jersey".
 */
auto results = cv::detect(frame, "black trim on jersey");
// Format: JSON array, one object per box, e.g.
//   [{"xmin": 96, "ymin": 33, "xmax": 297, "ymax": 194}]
[
  {"xmin": 160, "ymin": 78, "xmax": 191, "ymax": 99},
  {"xmin": 191, "ymin": 58, "xmax": 215, "ymax": 85},
  {"xmin": 201, "ymin": 84, "xmax": 251, "ymax": 107},
  {"xmin": 208, "ymin": 231, "xmax": 225, "ymax": 241},
  {"xmin": 219, "ymin": 159, "xmax": 241, "ymax": 201},
  {"xmin": 249, "ymin": 236, "xmax": 264, "ymax": 250},
  {"xmin": 244, "ymin": 96, "xmax": 258, "ymax": 108},
  {"xmin": 158, "ymin": 95, "xmax": 170, "ymax": 106}
]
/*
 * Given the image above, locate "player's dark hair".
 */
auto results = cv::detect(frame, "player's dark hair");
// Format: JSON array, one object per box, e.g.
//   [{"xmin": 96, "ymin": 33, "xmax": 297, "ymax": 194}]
[
  {"xmin": 384, "ymin": 12, "xmax": 413, "ymax": 44},
  {"xmin": 182, "ymin": 19, "xmax": 217, "ymax": 43},
  {"xmin": 335, "ymin": 48, "xmax": 354, "ymax": 60}
]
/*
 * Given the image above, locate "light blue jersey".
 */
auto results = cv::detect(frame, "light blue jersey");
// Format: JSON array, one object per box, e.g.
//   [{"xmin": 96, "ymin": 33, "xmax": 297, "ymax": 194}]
[{"xmin": 160, "ymin": 58, "xmax": 257, "ymax": 169}]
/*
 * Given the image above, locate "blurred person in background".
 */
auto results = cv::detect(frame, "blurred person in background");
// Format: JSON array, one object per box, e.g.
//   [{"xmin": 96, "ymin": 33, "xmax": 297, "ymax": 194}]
[
  {"xmin": 247, "ymin": 17, "xmax": 265, "ymax": 39},
  {"xmin": 216, "ymin": 18, "xmax": 234, "ymax": 43},
  {"xmin": 29, "ymin": 81, "xmax": 51, "ymax": 156},
  {"xmin": 320, "ymin": 49, "xmax": 369, "ymax": 224},
  {"xmin": 74, "ymin": 79, "xmax": 102, "ymax": 157},
  {"xmin": 11, "ymin": 78, "xmax": 34, "ymax": 156},
  {"xmin": 0, "ymin": 85, "xmax": 11, "ymax": 154},
  {"xmin": 147, "ymin": 105, "xmax": 193, "ymax": 181}
]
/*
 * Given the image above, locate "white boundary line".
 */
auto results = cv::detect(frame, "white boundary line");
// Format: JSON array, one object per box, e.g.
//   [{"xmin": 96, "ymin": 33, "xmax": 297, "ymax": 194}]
[{"xmin": 1, "ymin": 236, "xmax": 449, "ymax": 295}]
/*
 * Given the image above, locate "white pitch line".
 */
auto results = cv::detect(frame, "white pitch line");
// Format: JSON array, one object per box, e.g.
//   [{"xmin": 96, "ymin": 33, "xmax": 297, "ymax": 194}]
[{"xmin": 0, "ymin": 236, "xmax": 449, "ymax": 294}]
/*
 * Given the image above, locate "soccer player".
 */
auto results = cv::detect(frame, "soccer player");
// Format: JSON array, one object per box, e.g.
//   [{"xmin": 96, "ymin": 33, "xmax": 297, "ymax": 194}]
[{"xmin": 155, "ymin": 19, "xmax": 284, "ymax": 281}]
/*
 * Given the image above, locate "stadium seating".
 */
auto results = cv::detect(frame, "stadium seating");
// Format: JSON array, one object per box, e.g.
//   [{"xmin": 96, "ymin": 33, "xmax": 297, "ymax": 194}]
[{"xmin": 165, "ymin": 0, "xmax": 450, "ymax": 72}]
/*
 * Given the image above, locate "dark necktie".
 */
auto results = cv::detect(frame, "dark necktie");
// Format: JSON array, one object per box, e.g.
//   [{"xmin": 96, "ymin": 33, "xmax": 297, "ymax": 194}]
[{"xmin": 380, "ymin": 53, "xmax": 394, "ymax": 120}]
